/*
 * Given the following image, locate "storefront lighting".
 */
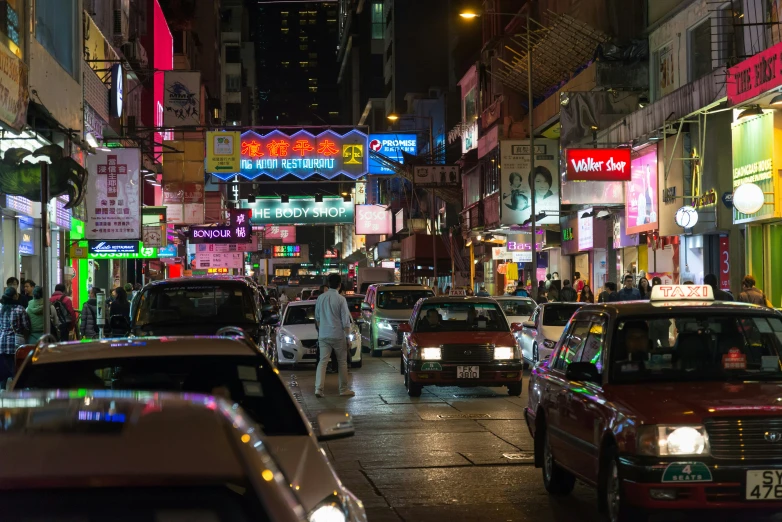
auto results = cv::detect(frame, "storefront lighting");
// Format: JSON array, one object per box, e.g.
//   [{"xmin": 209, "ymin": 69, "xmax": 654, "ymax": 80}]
[
  {"xmin": 771, "ymin": 93, "xmax": 782, "ymax": 106},
  {"xmin": 733, "ymin": 183, "xmax": 765, "ymax": 214},
  {"xmin": 674, "ymin": 205, "xmax": 699, "ymax": 228},
  {"xmin": 85, "ymin": 133, "xmax": 99, "ymax": 148},
  {"xmin": 459, "ymin": 10, "xmax": 480, "ymax": 18},
  {"xmin": 737, "ymin": 105, "xmax": 763, "ymax": 121},
  {"xmin": 387, "ymin": 113, "xmax": 400, "ymax": 121}
]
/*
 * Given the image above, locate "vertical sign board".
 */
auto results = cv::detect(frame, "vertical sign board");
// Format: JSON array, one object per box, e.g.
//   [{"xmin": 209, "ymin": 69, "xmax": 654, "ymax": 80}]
[
  {"xmin": 163, "ymin": 71, "xmax": 201, "ymax": 127},
  {"xmin": 626, "ymin": 145, "xmax": 659, "ymax": 235},
  {"xmin": 499, "ymin": 140, "xmax": 560, "ymax": 226},
  {"xmin": 206, "ymin": 131, "xmax": 241, "ymax": 173},
  {"xmin": 85, "ymin": 148, "xmax": 142, "ymax": 240},
  {"xmin": 719, "ymin": 236, "xmax": 731, "ymax": 292}
]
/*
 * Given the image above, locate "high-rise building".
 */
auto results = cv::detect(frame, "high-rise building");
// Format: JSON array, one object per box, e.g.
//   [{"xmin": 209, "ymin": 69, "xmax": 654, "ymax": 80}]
[
  {"xmin": 221, "ymin": 0, "xmax": 258, "ymax": 126},
  {"xmin": 253, "ymin": 0, "xmax": 340, "ymax": 125}
]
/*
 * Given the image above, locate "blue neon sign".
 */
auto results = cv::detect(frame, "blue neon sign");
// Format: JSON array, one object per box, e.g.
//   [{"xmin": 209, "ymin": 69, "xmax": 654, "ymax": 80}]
[{"xmin": 368, "ymin": 133, "xmax": 418, "ymax": 175}]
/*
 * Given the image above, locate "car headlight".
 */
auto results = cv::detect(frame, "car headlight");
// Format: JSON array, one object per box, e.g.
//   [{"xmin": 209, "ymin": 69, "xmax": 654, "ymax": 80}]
[
  {"xmin": 543, "ymin": 339, "xmax": 556, "ymax": 349},
  {"xmin": 421, "ymin": 347, "xmax": 441, "ymax": 360},
  {"xmin": 493, "ymin": 346, "xmax": 515, "ymax": 360},
  {"xmin": 637, "ymin": 425, "xmax": 710, "ymax": 456},
  {"xmin": 308, "ymin": 501, "xmax": 347, "ymax": 522},
  {"xmin": 281, "ymin": 334, "xmax": 296, "ymax": 345},
  {"xmin": 377, "ymin": 321, "xmax": 393, "ymax": 330}
]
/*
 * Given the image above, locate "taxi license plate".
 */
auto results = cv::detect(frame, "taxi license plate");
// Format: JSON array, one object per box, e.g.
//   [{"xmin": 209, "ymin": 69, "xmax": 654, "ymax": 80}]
[
  {"xmin": 746, "ymin": 471, "xmax": 782, "ymax": 500},
  {"xmin": 457, "ymin": 366, "xmax": 479, "ymax": 379},
  {"xmin": 305, "ymin": 348, "xmax": 318, "ymax": 355}
]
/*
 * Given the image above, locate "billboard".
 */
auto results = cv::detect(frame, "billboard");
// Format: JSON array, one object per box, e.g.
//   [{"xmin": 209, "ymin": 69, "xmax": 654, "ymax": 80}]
[
  {"xmin": 355, "ymin": 205, "xmax": 392, "ymax": 235},
  {"xmin": 243, "ymin": 197, "xmax": 354, "ymax": 225},
  {"xmin": 499, "ymin": 140, "xmax": 559, "ymax": 226},
  {"xmin": 85, "ymin": 149, "xmax": 142, "ymax": 240},
  {"xmin": 368, "ymin": 133, "xmax": 417, "ymax": 174},
  {"xmin": 566, "ymin": 148, "xmax": 631, "ymax": 181},
  {"xmin": 625, "ymin": 145, "xmax": 658, "ymax": 235}
]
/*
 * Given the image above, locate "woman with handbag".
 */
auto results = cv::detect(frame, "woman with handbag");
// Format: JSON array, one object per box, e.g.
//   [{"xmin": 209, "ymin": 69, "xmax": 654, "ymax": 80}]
[
  {"xmin": 27, "ymin": 286, "xmax": 60, "ymax": 344},
  {"xmin": 0, "ymin": 286, "xmax": 31, "ymax": 385}
]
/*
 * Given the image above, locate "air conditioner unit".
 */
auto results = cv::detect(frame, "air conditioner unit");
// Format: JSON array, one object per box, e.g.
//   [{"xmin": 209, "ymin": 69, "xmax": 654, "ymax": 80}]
[
  {"xmin": 112, "ymin": 0, "xmax": 130, "ymax": 46},
  {"xmin": 121, "ymin": 39, "xmax": 148, "ymax": 69}
]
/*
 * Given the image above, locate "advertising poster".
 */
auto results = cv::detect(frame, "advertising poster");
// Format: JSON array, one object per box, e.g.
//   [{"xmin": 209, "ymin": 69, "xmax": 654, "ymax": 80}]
[
  {"xmin": 657, "ymin": 43, "xmax": 676, "ymax": 97},
  {"xmin": 368, "ymin": 133, "xmax": 417, "ymax": 174},
  {"xmin": 85, "ymin": 149, "xmax": 141, "ymax": 240},
  {"xmin": 626, "ymin": 145, "xmax": 658, "ymax": 235},
  {"xmin": 162, "ymin": 182, "xmax": 205, "ymax": 224},
  {"xmin": 500, "ymin": 139, "xmax": 559, "ymax": 226},
  {"xmin": 206, "ymin": 131, "xmax": 241, "ymax": 173},
  {"xmin": 355, "ymin": 205, "xmax": 392, "ymax": 235},
  {"xmin": 163, "ymin": 71, "xmax": 201, "ymax": 127}
]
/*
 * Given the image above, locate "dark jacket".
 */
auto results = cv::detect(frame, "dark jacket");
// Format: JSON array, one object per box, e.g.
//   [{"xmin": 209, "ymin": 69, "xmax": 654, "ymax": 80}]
[
  {"xmin": 617, "ymin": 287, "xmax": 642, "ymax": 301},
  {"xmin": 712, "ymin": 287, "xmax": 734, "ymax": 301},
  {"xmin": 738, "ymin": 286, "xmax": 767, "ymax": 306},
  {"xmin": 80, "ymin": 298, "xmax": 98, "ymax": 338},
  {"xmin": 559, "ymin": 286, "xmax": 578, "ymax": 302},
  {"xmin": 109, "ymin": 300, "xmax": 131, "ymax": 336}
]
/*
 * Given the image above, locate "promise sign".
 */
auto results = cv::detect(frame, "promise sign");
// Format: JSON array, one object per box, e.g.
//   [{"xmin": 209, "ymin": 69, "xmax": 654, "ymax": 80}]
[{"xmin": 566, "ymin": 149, "xmax": 631, "ymax": 181}]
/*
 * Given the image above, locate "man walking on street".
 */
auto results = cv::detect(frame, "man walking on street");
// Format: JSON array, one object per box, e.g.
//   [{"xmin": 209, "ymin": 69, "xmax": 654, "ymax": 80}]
[
  {"xmin": 738, "ymin": 274, "xmax": 768, "ymax": 306},
  {"xmin": 704, "ymin": 274, "xmax": 733, "ymax": 301},
  {"xmin": 314, "ymin": 274, "xmax": 354, "ymax": 398},
  {"xmin": 617, "ymin": 274, "xmax": 642, "ymax": 301}
]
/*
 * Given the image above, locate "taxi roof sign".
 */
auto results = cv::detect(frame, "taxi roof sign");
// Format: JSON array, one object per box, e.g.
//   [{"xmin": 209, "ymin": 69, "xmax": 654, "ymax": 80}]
[
  {"xmin": 650, "ymin": 284, "xmax": 714, "ymax": 301},
  {"xmin": 449, "ymin": 288, "xmax": 467, "ymax": 296}
]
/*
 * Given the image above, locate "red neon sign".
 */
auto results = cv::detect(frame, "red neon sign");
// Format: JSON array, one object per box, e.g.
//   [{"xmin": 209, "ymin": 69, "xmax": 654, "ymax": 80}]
[
  {"xmin": 292, "ymin": 139, "xmax": 315, "ymax": 156},
  {"xmin": 242, "ymin": 140, "xmax": 264, "ymax": 158},
  {"xmin": 566, "ymin": 148, "xmax": 631, "ymax": 181},
  {"xmin": 727, "ymin": 41, "xmax": 782, "ymax": 107},
  {"xmin": 318, "ymin": 139, "xmax": 339, "ymax": 156}
]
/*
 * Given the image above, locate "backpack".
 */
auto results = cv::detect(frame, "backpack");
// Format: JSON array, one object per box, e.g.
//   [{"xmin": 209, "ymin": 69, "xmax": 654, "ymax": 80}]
[{"xmin": 53, "ymin": 295, "xmax": 72, "ymax": 327}]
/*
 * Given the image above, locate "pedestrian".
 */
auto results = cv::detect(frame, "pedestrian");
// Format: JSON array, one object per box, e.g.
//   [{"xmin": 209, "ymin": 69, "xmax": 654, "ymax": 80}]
[
  {"xmin": 651, "ymin": 276, "xmax": 662, "ymax": 287},
  {"xmin": 27, "ymin": 286, "xmax": 60, "ymax": 344},
  {"xmin": 20, "ymin": 279, "xmax": 35, "ymax": 307},
  {"xmin": 0, "ymin": 287, "xmax": 30, "ymax": 384},
  {"xmin": 738, "ymin": 274, "xmax": 770, "ymax": 307},
  {"xmin": 598, "ymin": 282, "xmax": 616, "ymax": 303},
  {"xmin": 50, "ymin": 283, "xmax": 76, "ymax": 341},
  {"xmin": 704, "ymin": 274, "xmax": 733, "ymax": 301},
  {"xmin": 123, "ymin": 283, "xmax": 134, "ymax": 302},
  {"xmin": 314, "ymin": 274, "xmax": 354, "ymax": 398},
  {"xmin": 544, "ymin": 273, "xmax": 552, "ymax": 291},
  {"xmin": 547, "ymin": 286, "xmax": 560, "ymax": 302},
  {"xmin": 133, "ymin": 283, "xmax": 143, "ymax": 300},
  {"xmin": 80, "ymin": 286, "xmax": 101, "ymax": 339},
  {"xmin": 573, "ymin": 272, "xmax": 585, "ymax": 294},
  {"xmin": 638, "ymin": 277, "xmax": 651, "ymax": 299},
  {"xmin": 617, "ymin": 274, "xmax": 642, "ymax": 301},
  {"xmin": 536, "ymin": 284, "xmax": 548, "ymax": 304},
  {"xmin": 579, "ymin": 284, "xmax": 595, "ymax": 303},
  {"xmin": 477, "ymin": 285, "xmax": 490, "ymax": 297},
  {"xmin": 559, "ymin": 280, "xmax": 577, "ymax": 302},
  {"xmin": 109, "ymin": 287, "xmax": 131, "ymax": 336},
  {"xmin": 444, "ymin": 286, "xmax": 451, "ymax": 296}
]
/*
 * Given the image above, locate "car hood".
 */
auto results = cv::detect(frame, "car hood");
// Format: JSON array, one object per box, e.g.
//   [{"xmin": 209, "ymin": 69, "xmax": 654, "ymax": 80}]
[
  {"xmin": 412, "ymin": 330, "xmax": 516, "ymax": 346},
  {"xmin": 264, "ymin": 436, "xmax": 340, "ymax": 512},
  {"xmin": 281, "ymin": 324, "xmax": 317, "ymax": 341},
  {"xmin": 133, "ymin": 322, "xmax": 256, "ymax": 336},
  {"xmin": 372, "ymin": 308, "xmax": 413, "ymax": 321},
  {"xmin": 605, "ymin": 380, "xmax": 782, "ymax": 424}
]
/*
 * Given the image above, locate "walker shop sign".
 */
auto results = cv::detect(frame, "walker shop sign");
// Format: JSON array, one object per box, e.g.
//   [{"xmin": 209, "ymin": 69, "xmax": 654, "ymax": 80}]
[
  {"xmin": 566, "ymin": 148, "xmax": 631, "ymax": 181},
  {"xmin": 88, "ymin": 241, "xmax": 139, "ymax": 255},
  {"xmin": 85, "ymin": 148, "xmax": 142, "ymax": 240},
  {"xmin": 243, "ymin": 197, "xmax": 354, "ymax": 225},
  {"xmin": 355, "ymin": 205, "xmax": 392, "ymax": 235},
  {"xmin": 368, "ymin": 133, "xmax": 417, "ymax": 174},
  {"xmin": 217, "ymin": 129, "xmax": 368, "ymax": 181},
  {"xmin": 727, "ymin": 40, "xmax": 782, "ymax": 106}
]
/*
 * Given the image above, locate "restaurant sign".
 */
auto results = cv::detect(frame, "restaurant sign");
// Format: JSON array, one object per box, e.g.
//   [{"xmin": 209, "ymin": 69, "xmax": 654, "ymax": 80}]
[
  {"xmin": 727, "ymin": 40, "xmax": 782, "ymax": 106},
  {"xmin": 566, "ymin": 148, "xmax": 631, "ymax": 181}
]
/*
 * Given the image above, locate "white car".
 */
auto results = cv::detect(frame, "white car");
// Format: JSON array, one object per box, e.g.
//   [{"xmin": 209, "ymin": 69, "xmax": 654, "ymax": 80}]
[
  {"xmin": 11, "ymin": 335, "xmax": 367, "ymax": 522},
  {"xmin": 518, "ymin": 302, "xmax": 584, "ymax": 366},
  {"xmin": 493, "ymin": 296, "xmax": 538, "ymax": 324},
  {"xmin": 277, "ymin": 301, "xmax": 362, "ymax": 367}
]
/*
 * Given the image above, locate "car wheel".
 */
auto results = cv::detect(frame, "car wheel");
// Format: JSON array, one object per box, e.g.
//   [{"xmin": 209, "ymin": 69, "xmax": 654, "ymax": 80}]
[
  {"xmin": 600, "ymin": 446, "xmax": 641, "ymax": 522},
  {"xmin": 542, "ymin": 426, "xmax": 575, "ymax": 495},
  {"xmin": 533, "ymin": 343, "xmax": 539, "ymax": 365},
  {"xmin": 507, "ymin": 381, "xmax": 522, "ymax": 396},
  {"xmin": 351, "ymin": 359, "xmax": 363, "ymax": 369},
  {"xmin": 406, "ymin": 361, "xmax": 422, "ymax": 397}
]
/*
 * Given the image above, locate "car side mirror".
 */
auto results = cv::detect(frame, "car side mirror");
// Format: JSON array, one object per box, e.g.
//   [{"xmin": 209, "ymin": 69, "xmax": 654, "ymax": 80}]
[
  {"xmin": 511, "ymin": 322, "xmax": 524, "ymax": 333},
  {"xmin": 398, "ymin": 323, "xmax": 412, "ymax": 333},
  {"xmin": 522, "ymin": 320, "xmax": 535, "ymax": 329},
  {"xmin": 565, "ymin": 362, "xmax": 601, "ymax": 383},
  {"xmin": 316, "ymin": 411, "xmax": 355, "ymax": 442}
]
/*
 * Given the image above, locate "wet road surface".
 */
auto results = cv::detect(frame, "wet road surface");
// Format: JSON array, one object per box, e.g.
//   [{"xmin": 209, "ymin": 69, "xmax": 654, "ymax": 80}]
[{"xmin": 281, "ymin": 353, "xmax": 782, "ymax": 522}]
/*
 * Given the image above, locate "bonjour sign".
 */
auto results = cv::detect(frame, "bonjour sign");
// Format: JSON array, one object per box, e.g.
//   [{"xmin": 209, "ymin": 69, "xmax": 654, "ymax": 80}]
[
  {"xmin": 728, "ymin": 40, "xmax": 782, "ymax": 106},
  {"xmin": 566, "ymin": 148, "xmax": 631, "ymax": 181}
]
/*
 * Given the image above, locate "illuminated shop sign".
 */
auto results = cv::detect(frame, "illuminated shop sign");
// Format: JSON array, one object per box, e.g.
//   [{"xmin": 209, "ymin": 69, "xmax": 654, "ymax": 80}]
[
  {"xmin": 273, "ymin": 245, "xmax": 301, "ymax": 258},
  {"xmin": 368, "ymin": 133, "xmax": 417, "ymax": 175},
  {"xmin": 189, "ymin": 209, "xmax": 252, "ymax": 244},
  {"xmin": 88, "ymin": 241, "xmax": 139, "ymax": 255},
  {"xmin": 242, "ymin": 197, "xmax": 354, "ymax": 225},
  {"xmin": 566, "ymin": 148, "xmax": 631, "ymax": 181},
  {"xmin": 213, "ymin": 129, "xmax": 368, "ymax": 181},
  {"xmin": 727, "ymin": 40, "xmax": 782, "ymax": 106},
  {"xmin": 563, "ymin": 228, "xmax": 574, "ymax": 241}
]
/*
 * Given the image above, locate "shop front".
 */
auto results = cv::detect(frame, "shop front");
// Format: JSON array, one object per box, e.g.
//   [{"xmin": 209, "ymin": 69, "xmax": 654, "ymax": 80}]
[
  {"xmin": 626, "ymin": 144, "xmax": 660, "ymax": 281},
  {"xmin": 560, "ymin": 210, "xmax": 607, "ymax": 291},
  {"xmin": 612, "ymin": 210, "xmax": 641, "ymax": 281}
]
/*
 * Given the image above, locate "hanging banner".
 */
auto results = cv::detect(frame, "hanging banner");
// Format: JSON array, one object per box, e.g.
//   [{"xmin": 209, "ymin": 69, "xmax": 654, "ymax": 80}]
[
  {"xmin": 85, "ymin": 148, "xmax": 141, "ymax": 240},
  {"xmin": 355, "ymin": 205, "xmax": 392, "ymax": 235},
  {"xmin": 625, "ymin": 145, "xmax": 658, "ymax": 235},
  {"xmin": 499, "ymin": 139, "xmax": 560, "ymax": 226},
  {"xmin": 206, "ymin": 131, "xmax": 241, "ymax": 173},
  {"xmin": 0, "ymin": 42, "xmax": 29, "ymax": 132},
  {"xmin": 163, "ymin": 71, "xmax": 201, "ymax": 127},
  {"xmin": 727, "ymin": 40, "xmax": 782, "ymax": 106}
]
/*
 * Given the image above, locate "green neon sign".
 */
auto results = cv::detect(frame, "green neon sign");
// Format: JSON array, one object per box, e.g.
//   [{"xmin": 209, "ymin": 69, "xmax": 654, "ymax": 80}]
[{"xmin": 88, "ymin": 245, "xmax": 158, "ymax": 259}]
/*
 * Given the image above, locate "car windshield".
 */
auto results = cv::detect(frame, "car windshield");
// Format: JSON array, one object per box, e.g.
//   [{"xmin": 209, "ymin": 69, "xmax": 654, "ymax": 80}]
[
  {"xmin": 377, "ymin": 290, "xmax": 433, "ymax": 310},
  {"xmin": 1, "ymin": 484, "xmax": 270, "ymax": 522},
  {"xmin": 542, "ymin": 304, "xmax": 582, "ymax": 326},
  {"xmin": 134, "ymin": 284, "xmax": 256, "ymax": 327},
  {"xmin": 284, "ymin": 305, "xmax": 315, "ymax": 325},
  {"xmin": 14, "ymin": 355, "xmax": 309, "ymax": 436},
  {"xmin": 496, "ymin": 299, "xmax": 536, "ymax": 317},
  {"xmin": 414, "ymin": 302, "xmax": 509, "ymax": 332},
  {"xmin": 300, "ymin": 290, "xmax": 312, "ymax": 300},
  {"xmin": 610, "ymin": 313, "xmax": 782, "ymax": 383},
  {"xmin": 346, "ymin": 297, "xmax": 363, "ymax": 314}
]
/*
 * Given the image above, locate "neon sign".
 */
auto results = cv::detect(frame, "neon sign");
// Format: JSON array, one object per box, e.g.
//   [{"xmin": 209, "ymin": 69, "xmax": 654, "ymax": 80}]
[
  {"xmin": 273, "ymin": 245, "xmax": 301, "ymax": 258},
  {"xmin": 214, "ymin": 129, "xmax": 368, "ymax": 181}
]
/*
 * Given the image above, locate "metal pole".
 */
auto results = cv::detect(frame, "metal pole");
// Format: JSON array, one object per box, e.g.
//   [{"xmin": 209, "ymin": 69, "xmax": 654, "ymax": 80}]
[
  {"xmin": 527, "ymin": 14, "xmax": 538, "ymax": 298},
  {"xmin": 41, "ymin": 163, "xmax": 50, "ymax": 335},
  {"xmin": 429, "ymin": 116, "xmax": 437, "ymax": 287}
]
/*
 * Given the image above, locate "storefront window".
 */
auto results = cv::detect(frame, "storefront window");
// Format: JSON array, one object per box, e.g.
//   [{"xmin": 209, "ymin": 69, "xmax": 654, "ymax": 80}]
[{"xmin": 463, "ymin": 170, "xmax": 480, "ymax": 207}]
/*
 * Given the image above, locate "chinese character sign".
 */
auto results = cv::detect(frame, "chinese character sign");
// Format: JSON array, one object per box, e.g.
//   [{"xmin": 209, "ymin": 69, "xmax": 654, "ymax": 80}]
[
  {"xmin": 230, "ymin": 208, "xmax": 252, "ymax": 240},
  {"xmin": 273, "ymin": 245, "xmax": 301, "ymax": 258},
  {"xmin": 86, "ymin": 148, "xmax": 141, "ymax": 240},
  {"xmin": 355, "ymin": 205, "xmax": 392, "ymax": 235},
  {"xmin": 225, "ymin": 129, "xmax": 368, "ymax": 181},
  {"xmin": 263, "ymin": 225, "xmax": 296, "ymax": 243}
]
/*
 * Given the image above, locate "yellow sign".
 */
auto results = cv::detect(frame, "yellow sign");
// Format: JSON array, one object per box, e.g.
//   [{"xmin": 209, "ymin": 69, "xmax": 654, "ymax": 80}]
[
  {"xmin": 206, "ymin": 131, "xmax": 241, "ymax": 172},
  {"xmin": 69, "ymin": 244, "xmax": 88, "ymax": 259},
  {"xmin": 184, "ymin": 269, "xmax": 193, "ymax": 277}
]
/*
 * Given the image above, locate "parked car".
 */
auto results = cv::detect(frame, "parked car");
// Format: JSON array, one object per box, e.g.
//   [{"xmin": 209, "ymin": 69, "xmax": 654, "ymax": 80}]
[
  {"xmin": 0, "ymin": 391, "xmax": 306, "ymax": 521},
  {"xmin": 400, "ymin": 296, "xmax": 524, "ymax": 397},
  {"xmin": 11, "ymin": 334, "xmax": 366, "ymax": 522},
  {"xmin": 518, "ymin": 302, "xmax": 584, "ymax": 366},
  {"xmin": 345, "ymin": 293, "xmax": 365, "ymax": 320},
  {"xmin": 526, "ymin": 284, "xmax": 782, "ymax": 521},
  {"xmin": 493, "ymin": 296, "xmax": 538, "ymax": 323},
  {"xmin": 359, "ymin": 283, "xmax": 434, "ymax": 357}
]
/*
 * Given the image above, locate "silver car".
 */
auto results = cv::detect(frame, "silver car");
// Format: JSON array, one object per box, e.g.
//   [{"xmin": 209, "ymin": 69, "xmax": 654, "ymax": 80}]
[
  {"xmin": 359, "ymin": 283, "xmax": 435, "ymax": 357},
  {"xmin": 11, "ymin": 335, "xmax": 367, "ymax": 522},
  {"xmin": 0, "ymin": 391, "xmax": 306, "ymax": 521}
]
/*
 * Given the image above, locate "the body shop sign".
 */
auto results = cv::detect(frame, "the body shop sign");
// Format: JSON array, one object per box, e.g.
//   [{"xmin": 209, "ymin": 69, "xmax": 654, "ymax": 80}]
[
  {"xmin": 566, "ymin": 148, "xmax": 631, "ymax": 181},
  {"xmin": 242, "ymin": 197, "xmax": 354, "ymax": 225},
  {"xmin": 355, "ymin": 205, "xmax": 392, "ymax": 235},
  {"xmin": 727, "ymin": 40, "xmax": 782, "ymax": 106},
  {"xmin": 731, "ymin": 111, "xmax": 776, "ymax": 223}
]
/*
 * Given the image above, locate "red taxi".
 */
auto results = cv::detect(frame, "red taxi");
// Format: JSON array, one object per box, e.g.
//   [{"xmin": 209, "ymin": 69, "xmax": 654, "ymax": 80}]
[
  {"xmin": 344, "ymin": 293, "xmax": 365, "ymax": 321},
  {"xmin": 525, "ymin": 285, "xmax": 782, "ymax": 521},
  {"xmin": 399, "ymin": 297, "xmax": 524, "ymax": 397}
]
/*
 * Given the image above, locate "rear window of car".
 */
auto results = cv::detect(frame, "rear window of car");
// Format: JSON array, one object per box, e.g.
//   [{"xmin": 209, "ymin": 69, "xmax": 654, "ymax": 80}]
[
  {"xmin": 346, "ymin": 297, "xmax": 363, "ymax": 313},
  {"xmin": 377, "ymin": 290, "xmax": 434, "ymax": 310},
  {"xmin": 134, "ymin": 284, "xmax": 256, "ymax": 327},
  {"xmin": 542, "ymin": 304, "xmax": 582, "ymax": 326},
  {"xmin": 14, "ymin": 355, "xmax": 308, "ymax": 436},
  {"xmin": 497, "ymin": 299, "xmax": 536, "ymax": 317}
]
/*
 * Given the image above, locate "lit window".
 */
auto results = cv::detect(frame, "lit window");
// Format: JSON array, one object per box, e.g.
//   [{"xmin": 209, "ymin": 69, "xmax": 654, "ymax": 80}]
[
  {"xmin": 281, "ymin": 28, "xmax": 289, "ymax": 33},
  {"xmin": 281, "ymin": 61, "xmax": 290, "ymax": 67},
  {"xmin": 371, "ymin": 3, "xmax": 383, "ymax": 39},
  {"xmin": 309, "ymin": 86, "xmax": 317, "ymax": 92},
  {"xmin": 308, "ymin": 78, "xmax": 317, "ymax": 85},
  {"xmin": 281, "ymin": 11, "xmax": 288, "ymax": 16},
  {"xmin": 309, "ymin": 19, "xmax": 316, "ymax": 25},
  {"xmin": 309, "ymin": 52, "xmax": 318, "ymax": 59},
  {"xmin": 299, "ymin": 36, "xmax": 307, "ymax": 42},
  {"xmin": 329, "ymin": 112, "xmax": 339, "ymax": 116},
  {"xmin": 299, "ymin": 61, "xmax": 309, "ymax": 67}
]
